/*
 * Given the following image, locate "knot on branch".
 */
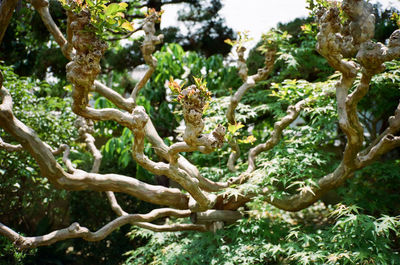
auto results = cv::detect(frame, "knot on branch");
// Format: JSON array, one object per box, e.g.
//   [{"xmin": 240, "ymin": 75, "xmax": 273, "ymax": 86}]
[
  {"xmin": 141, "ymin": 12, "xmax": 163, "ymax": 67},
  {"xmin": 389, "ymin": 107, "xmax": 400, "ymax": 131},
  {"xmin": 342, "ymin": 0, "xmax": 375, "ymax": 48},
  {"xmin": 181, "ymin": 85, "xmax": 207, "ymax": 145},
  {"xmin": 66, "ymin": 10, "xmax": 107, "ymax": 110},
  {"xmin": 210, "ymin": 124, "xmax": 226, "ymax": 149},
  {"xmin": 75, "ymin": 117, "xmax": 94, "ymax": 138},
  {"xmin": 316, "ymin": 0, "xmax": 375, "ymax": 70},
  {"xmin": 131, "ymin": 106, "xmax": 149, "ymax": 131},
  {"xmin": 177, "ymin": 84, "xmax": 225, "ymax": 152},
  {"xmin": 316, "ymin": 7, "xmax": 343, "ymax": 60},
  {"xmin": 68, "ymin": 222, "xmax": 81, "ymax": 232},
  {"xmin": 357, "ymin": 41, "xmax": 387, "ymax": 75},
  {"xmin": 14, "ymin": 235, "xmax": 33, "ymax": 250},
  {"xmin": 67, "ymin": 222, "xmax": 89, "ymax": 234},
  {"xmin": 316, "ymin": 1, "xmax": 376, "ymax": 76},
  {"xmin": 389, "ymin": 29, "xmax": 400, "ymax": 48},
  {"xmin": 254, "ymin": 49, "xmax": 276, "ymax": 81}
]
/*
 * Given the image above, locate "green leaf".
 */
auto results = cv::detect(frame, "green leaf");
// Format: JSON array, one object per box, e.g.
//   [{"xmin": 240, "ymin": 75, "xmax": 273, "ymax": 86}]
[
  {"xmin": 104, "ymin": 3, "xmax": 122, "ymax": 16},
  {"xmin": 121, "ymin": 21, "xmax": 134, "ymax": 31},
  {"xmin": 228, "ymin": 122, "xmax": 244, "ymax": 135}
]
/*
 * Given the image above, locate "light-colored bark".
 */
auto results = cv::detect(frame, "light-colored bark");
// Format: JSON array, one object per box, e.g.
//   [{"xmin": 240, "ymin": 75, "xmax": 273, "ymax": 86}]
[
  {"xmin": 0, "ymin": 136, "xmax": 22, "ymax": 151},
  {"xmin": 226, "ymin": 46, "xmax": 276, "ymax": 171},
  {"xmin": 1, "ymin": 0, "xmax": 400, "ymax": 249},
  {"xmin": 0, "ymin": 208, "xmax": 196, "ymax": 249},
  {"xmin": 130, "ymin": 12, "xmax": 163, "ymax": 103}
]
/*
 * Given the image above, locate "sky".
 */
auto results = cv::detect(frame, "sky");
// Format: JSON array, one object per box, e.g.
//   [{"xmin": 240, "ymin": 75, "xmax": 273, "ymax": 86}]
[{"xmin": 161, "ymin": 0, "xmax": 400, "ymax": 51}]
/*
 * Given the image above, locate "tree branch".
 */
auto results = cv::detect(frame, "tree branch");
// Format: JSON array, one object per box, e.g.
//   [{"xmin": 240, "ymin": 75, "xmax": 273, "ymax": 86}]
[
  {"xmin": 0, "ymin": 0, "xmax": 18, "ymax": 45},
  {"xmin": 0, "ymin": 208, "xmax": 192, "ymax": 249},
  {"xmin": 130, "ymin": 13, "xmax": 163, "ymax": 103},
  {"xmin": 0, "ymin": 137, "xmax": 22, "ymax": 151},
  {"xmin": 0, "ymin": 86, "xmax": 190, "ymax": 209},
  {"xmin": 134, "ymin": 222, "xmax": 207, "ymax": 232},
  {"xmin": 226, "ymin": 47, "xmax": 276, "ymax": 171},
  {"xmin": 30, "ymin": 0, "xmax": 73, "ymax": 59},
  {"xmin": 247, "ymin": 98, "xmax": 311, "ymax": 173}
]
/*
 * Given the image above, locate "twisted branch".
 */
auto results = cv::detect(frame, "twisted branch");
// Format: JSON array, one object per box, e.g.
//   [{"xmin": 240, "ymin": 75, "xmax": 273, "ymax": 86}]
[
  {"xmin": 226, "ymin": 47, "xmax": 276, "ymax": 171},
  {"xmin": 0, "ymin": 208, "xmax": 196, "ymax": 249}
]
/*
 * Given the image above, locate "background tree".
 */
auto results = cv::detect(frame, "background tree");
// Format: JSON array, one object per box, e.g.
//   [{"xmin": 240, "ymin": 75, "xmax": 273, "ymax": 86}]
[{"xmin": 0, "ymin": 0, "xmax": 233, "ymax": 89}]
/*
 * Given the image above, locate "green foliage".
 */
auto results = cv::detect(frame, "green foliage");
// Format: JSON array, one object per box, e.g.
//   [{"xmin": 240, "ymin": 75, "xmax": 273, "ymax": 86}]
[
  {"xmin": 2, "ymin": 2, "xmax": 400, "ymax": 263},
  {"xmin": 0, "ymin": 236, "xmax": 36, "ymax": 265},
  {"xmin": 0, "ymin": 64, "xmax": 78, "ymax": 263},
  {"xmin": 140, "ymin": 43, "xmax": 241, "ymax": 138},
  {"xmin": 124, "ymin": 204, "xmax": 400, "ymax": 265},
  {"xmin": 0, "ymin": 65, "xmax": 146, "ymax": 265},
  {"xmin": 247, "ymin": 24, "xmax": 333, "ymax": 82},
  {"xmin": 124, "ymin": 38, "xmax": 400, "ymax": 264},
  {"xmin": 0, "ymin": 0, "xmax": 69, "ymax": 82},
  {"xmin": 358, "ymin": 61, "xmax": 400, "ymax": 142},
  {"xmin": 59, "ymin": 0, "xmax": 135, "ymax": 38},
  {"xmin": 338, "ymin": 159, "xmax": 400, "ymax": 216}
]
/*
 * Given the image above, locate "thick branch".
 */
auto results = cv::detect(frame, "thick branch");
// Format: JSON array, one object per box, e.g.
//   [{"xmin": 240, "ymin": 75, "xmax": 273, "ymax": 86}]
[
  {"xmin": 254, "ymin": 3, "xmax": 400, "ymax": 212},
  {"xmin": 93, "ymin": 80, "xmax": 135, "ymax": 111},
  {"xmin": 0, "ymin": 86, "xmax": 189, "ymax": 209},
  {"xmin": 92, "ymin": 83, "xmax": 227, "ymax": 192},
  {"xmin": 130, "ymin": 107, "xmax": 217, "ymax": 211},
  {"xmin": 357, "ymin": 134, "xmax": 400, "ymax": 168},
  {"xmin": 190, "ymin": 210, "xmax": 243, "ymax": 224}
]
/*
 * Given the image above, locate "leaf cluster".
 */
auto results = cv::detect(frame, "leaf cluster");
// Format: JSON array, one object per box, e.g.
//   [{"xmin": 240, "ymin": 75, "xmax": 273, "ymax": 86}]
[{"xmin": 59, "ymin": 0, "xmax": 135, "ymax": 38}]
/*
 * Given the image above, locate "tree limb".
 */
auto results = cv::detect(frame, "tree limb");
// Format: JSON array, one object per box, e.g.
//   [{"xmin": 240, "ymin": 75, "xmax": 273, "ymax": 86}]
[
  {"xmin": 0, "ymin": 208, "xmax": 193, "ymax": 249},
  {"xmin": 226, "ymin": 47, "xmax": 276, "ymax": 171},
  {"xmin": 130, "ymin": 12, "xmax": 163, "ymax": 103},
  {"xmin": 30, "ymin": 0, "xmax": 73, "ymax": 59},
  {"xmin": 0, "ymin": 137, "xmax": 22, "ymax": 151}
]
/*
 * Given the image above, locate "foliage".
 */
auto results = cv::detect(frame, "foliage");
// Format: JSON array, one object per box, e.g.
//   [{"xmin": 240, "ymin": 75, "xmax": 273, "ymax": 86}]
[
  {"xmin": 139, "ymin": 43, "xmax": 240, "ymax": 138},
  {"xmin": 224, "ymin": 31, "xmax": 253, "ymax": 49},
  {"xmin": 123, "ymin": 44, "xmax": 400, "ymax": 264},
  {"xmin": 0, "ymin": 64, "xmax": 78, "ymax": 263},
  {"xmin": 59, "ymin": 0, "xmax": 134, "ymax": 38},
  {"xmin": 124, "ymin": 203, "xmax": 400, "ymax": 265},
  {"xmin": 1, "ymin": 1, "xmax": 400, "ymax": 264},
  {"xmin": 0, "ymin": 65, "xmax": 148, "ymax": 265},
  {"xmin": 247, "ymin": 23, "xmax": 333, "ymax": 82},
  {"xmin": 0, "ymin": 0, "xmax": 69, "ymax": 83}
]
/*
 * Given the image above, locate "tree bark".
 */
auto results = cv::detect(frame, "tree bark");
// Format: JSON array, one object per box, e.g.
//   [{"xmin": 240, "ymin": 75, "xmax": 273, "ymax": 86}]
[{"xmin": 0, "ymin": 0, "xmax": 18, "ymax": 45}]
